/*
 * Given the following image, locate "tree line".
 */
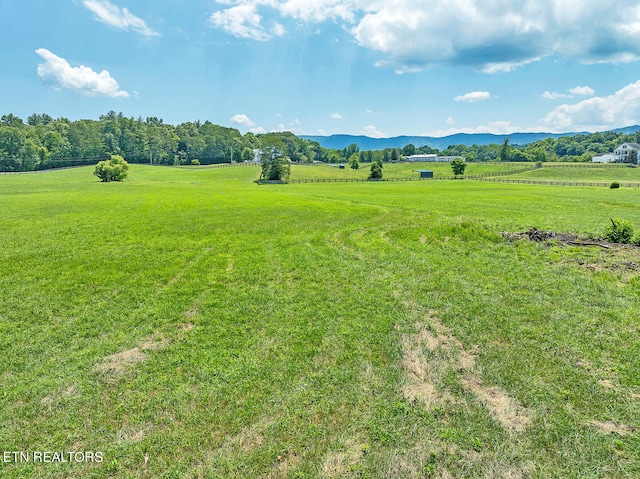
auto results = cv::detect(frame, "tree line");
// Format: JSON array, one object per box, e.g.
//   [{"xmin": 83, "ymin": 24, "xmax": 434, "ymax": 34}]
[
  {"xmin": 431, "ymin": 131, "xmax": 640, "ymax": 163},
  {"xmin": 0, "ymin": 111, "xmax": 329, "ymax": 172},
  {"xmin": 2, "ymin": 111, "xmax": 639, "ymax": 172}
]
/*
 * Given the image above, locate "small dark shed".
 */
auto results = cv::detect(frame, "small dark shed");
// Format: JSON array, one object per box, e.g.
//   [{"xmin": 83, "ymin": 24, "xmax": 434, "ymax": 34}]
[{"xmin": 414, "ymin": 169, "xmax": 434, "ymax": 179}]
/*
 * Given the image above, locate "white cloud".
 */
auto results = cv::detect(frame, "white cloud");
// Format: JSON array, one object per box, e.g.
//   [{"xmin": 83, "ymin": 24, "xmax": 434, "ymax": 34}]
[
  {"xmin": 250, "ymin": 126, "xmax": 266, "ymax": 134},
  {"xmin": 35, "ymin": 48, "xmax": 129, "ymax": 98},
  {"xmin": 230, "ymin": 113, "xmax": 256, "ymax": 127},
  {"xmin": 544, "ymin": 80, "xmax": 640, "ymax": 131},
  {"xmin": 277, "ymin": 0, "xmax": 356, "ymax": 23},
  {"xmin": 569, "ymin": 85, "xmax": 595, "ymax": 96},
  {"xmin": 446, "ymin": 116, "xmax": 456, "ymax": 125},
  {"xmin": 330, "ymin": 112, "xmax": 342, "ymax": 119},
  {"xmin": 82, "ymin": 0, "xmax": 159, "ymax": 36},
  {"xmin": 542, "ymin": 85, "xmax": 594, "ymax": 100},
  {"xmin": 360, "ymin": 125, "xmax": 386, "ymax": 138},
  {"xmin": 317, "ymin": 128, "xmax": 327, "ymax": 135},
  {"xmin": 542, "ymin": 91, "xmax": 569, "ymax": 100},
  {"xmin": 210, "ymin": 1, "xmax": 640, "ymax": 73},
  {"xmin": 210, "ymin": 3, "xmax": 272, "ymax": 41},
  {"xmin": 272, "ymin": 22, "xmax": 286, "ymax": 36},
  {"xmin": 454, "ymin": 91, "xmax": 491, "ymax": 102}
]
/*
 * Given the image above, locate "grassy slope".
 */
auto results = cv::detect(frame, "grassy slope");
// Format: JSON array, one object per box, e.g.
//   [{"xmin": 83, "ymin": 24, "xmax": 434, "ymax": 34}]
[
  {"xmin": 511, "ymin": 165, "xmax": 640, "ymax": 182},
  {"xmin": 291, "ymin": 162, "xmax": 531, "ymax": 180},
  {"xmin": 0, "ymin": 165, "xmax": 638, "ymax": 478}
]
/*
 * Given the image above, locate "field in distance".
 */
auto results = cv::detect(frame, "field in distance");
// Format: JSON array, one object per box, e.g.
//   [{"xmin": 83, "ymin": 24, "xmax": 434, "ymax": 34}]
[
  {"xmin": 290, "ymin": 162, "xmax": 532, "ymax": 180},
  {"xmin": 0, "ymin": 164, "xmax": 638, "ymax": 478}
]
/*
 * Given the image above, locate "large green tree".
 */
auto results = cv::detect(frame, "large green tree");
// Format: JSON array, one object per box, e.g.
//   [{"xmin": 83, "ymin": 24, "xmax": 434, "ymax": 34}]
[
  {"xmin": 260, "ymin": 136, "xmax": 291, "ymax": 181},
  {"xmin": 500, "ymin": 138, "xmax": 511, "ymax": 162},
  {"xmin": 451, "ymin": 158, "xmax": 467, "ymax": 177}
]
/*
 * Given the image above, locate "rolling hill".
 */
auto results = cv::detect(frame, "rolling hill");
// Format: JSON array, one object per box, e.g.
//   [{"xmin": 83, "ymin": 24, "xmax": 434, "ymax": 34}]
[{"xmin": 301, "ymin": 125, "xmax": 640, "ymax": 150}]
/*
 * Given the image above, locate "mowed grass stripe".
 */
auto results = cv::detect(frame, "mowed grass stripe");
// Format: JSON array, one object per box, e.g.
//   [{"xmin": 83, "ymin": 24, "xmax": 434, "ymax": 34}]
[{"xmin": 0, "ymin": 164, "xmax": 638, "ymax": 478}]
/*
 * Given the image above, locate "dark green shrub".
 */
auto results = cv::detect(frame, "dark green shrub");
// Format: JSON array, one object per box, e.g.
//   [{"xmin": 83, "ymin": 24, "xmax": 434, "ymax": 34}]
[
  {"xmin": 610, "ymin": 181, "xmax": 620, "ymax": 189},
  {"xmin": 451, "ymin": 158, "xmax": 467, "ymax": 177},
  {"xmin": 604, "ymin": 218, "xmax": 634, "ymax": 244},
  {"xmin": 94, "ymin": 155, "xmax": 129, "ymax": 182},
  {"xmin": 369, "ymin": 162, "xmax": 382, "ymax": 180}
]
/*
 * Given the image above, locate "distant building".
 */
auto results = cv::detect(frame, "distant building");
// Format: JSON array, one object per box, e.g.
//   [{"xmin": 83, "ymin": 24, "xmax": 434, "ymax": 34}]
[
  {"xmin": 593, "ymin": 143, "xmax": 640, "ymax": 163},
  {"xmin": 414, "ymin": 169, "xmax": 434, "ymax": 178},
  {"xmin": 405, "ymin": 154, "xmax": 464, "ymax": 162},
  {"xmin": 613, "ymin": 142, "xmax": 640, "ymax": 163},
  {"xmin": 592, "ymin": 153, "xmax": 615, "ymax": 163}
]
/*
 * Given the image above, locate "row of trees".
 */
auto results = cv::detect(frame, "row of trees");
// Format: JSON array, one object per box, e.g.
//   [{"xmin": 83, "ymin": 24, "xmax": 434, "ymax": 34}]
[
  {"xmin": 0, "ymin": 112, "xmax": 329, "ymax": 172},
  {"xmin": 432, "ymin": 131, "xmax": 640, "ymax": 163},
  {"xmin": 3, "ymin": 111, "xmax": 640, "ymax": 173}
]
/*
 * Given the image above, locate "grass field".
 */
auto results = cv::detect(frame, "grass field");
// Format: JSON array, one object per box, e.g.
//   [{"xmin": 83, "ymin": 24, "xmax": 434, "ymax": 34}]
[
  {"xmin": 290, "ymin": 162, "xmax": 534, "ymax": 180},
  {"xmin": 510, "ymin": 165, "xmax": 640, "ymax": 182},
  {"xmin": 1, "ymin": 164, "xmax": 639, "ymax": 478}
]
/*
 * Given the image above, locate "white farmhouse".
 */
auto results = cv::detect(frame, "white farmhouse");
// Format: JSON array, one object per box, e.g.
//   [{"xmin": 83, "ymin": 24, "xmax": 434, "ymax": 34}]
[
  {"xmin": 613, "ymin": 142, "xmax": 640, "ymax": 163},
  {"xmin": 592, "ymin": 142, "xmax": 640, "ymax": 163}
]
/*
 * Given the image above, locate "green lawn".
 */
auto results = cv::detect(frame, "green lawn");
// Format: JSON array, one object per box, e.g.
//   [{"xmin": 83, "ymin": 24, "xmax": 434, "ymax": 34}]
[
  {"xmin": 512, "ymin": 164, "xmax": 640, "ymax": 182},
  {"xmin": 1, "ymin": 165, "xmax": 638, "ymax": 478},
  {"xmin": 291, "ymin": 162, "xmax": 533, "ymax": 180}
]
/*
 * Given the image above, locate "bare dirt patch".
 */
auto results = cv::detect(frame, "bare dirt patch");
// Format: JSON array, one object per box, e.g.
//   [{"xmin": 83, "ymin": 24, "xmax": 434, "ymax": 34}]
[
  {"xmin": 222, "ymin": 416, "xmax": 275, "ymax": 454},
  {"xmin": 93, "ymin": 323, "xmax": 196, "ymax": 379},
  {"xmin": 41, "ymin": 384, "xmax": 78, "ymax": 409},
  {"xmin": 180, "ymin": 321, "xmax": 195, "ymax": 331},
  {"xmin": 401, "ymin": 331, "xmax": 440, "ymax": 407},
  {"xmin": 94, "ymin": 347, "xmax": 147, "ymax": 377},
  {"xmin": 117, "ymin": 424, "xmax": 148, "ymax": 443},
  {"xmin": 587, "ymin": 420, "xmax": 632, "ymax": 436},
  {"xmin": 139, "ymin": 334, "xmax": 171, "ymax": 351},
  {"xmin": 321, "ymin": 439, "xmax": 366, "ymax": 479},
  {"xmin": 268, "ymin": 450, "xmax": 300, "ymax": 478},
  {"xmin": 461, "ymin": 377, "xmax": 531, "ymax": 433},
  {"xmin": 400, "ymin": 308, "xmax": 477, "ymax": 407}
]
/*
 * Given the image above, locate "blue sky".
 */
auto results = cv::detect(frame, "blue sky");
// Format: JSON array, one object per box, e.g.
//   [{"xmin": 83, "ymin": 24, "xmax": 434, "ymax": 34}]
[{"xmin": 3, "ymin": 0, "xmax": 640, "ymax": 138}]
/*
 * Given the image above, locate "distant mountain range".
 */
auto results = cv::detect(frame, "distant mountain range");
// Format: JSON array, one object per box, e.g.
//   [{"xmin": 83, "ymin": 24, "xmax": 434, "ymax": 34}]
[{"xmin": 301, "ymin": 125, "xmax": 640, "ymax": 151}]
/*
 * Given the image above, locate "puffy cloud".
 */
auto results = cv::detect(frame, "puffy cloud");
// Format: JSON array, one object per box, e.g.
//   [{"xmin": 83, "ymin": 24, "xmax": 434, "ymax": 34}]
[
  {"xmin": 272, "ymin": 22, "xmax": 286, "ymax": 36},
  {"xmin": 277, "ymin": 0, "xmax": 356, "ymax": 23},
  {"xmin": 353, "ymin": 0, "xmax": 640, "ymax": 72},
  {"xmin": 544, "ymin": 80, "xmax": 640, "ymax": 131},
  {"xmin": 210, "ymin": 3, "xmax": 272, "ymax": 41},
  {"xmin": 360, "ymin": 125, "xmax": 386, "ymax": 138},
  {"xmin": 330, "ymin": 112, "xmax": 342, "ymax": 119},
  {"xmin": 542, "ymin": 91, "xmax": 569, "ymax": 100},
  {"xmin": 230, "ymin": 113, "xmax": 256, "ymax": 126},
  {"xmin": 210, "ymin": 1, "xmax": 640, "ymax": 73},
  {"xmin": 454, "ymin": 91, "xmax": 491, "ymax": 102},
  {"xmin": 542, "ymin": 85, "xmax": 594, "ymax": 100},
  {"xmin": 82, "ymin": 0, "xmax": 159, "ymax": 36},
  {"xmin": 36, "ymin": 48, "xmax": 129, "ymax": 98},
  {"xmin": 569, "ymin": 85, "xmax": 595, "ymax": 96}
]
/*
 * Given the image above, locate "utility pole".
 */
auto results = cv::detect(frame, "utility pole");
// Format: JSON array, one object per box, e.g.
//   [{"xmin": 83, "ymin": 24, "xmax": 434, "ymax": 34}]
[{"xmin": 230, "ymin": 146, "xmax": 233, "ymax": 163}]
